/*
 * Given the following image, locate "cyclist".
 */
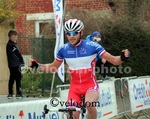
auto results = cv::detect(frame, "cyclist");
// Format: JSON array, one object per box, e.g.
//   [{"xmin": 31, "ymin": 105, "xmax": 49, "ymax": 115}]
[{"xmin": 29, "ymin": 19, "xmax": 130, "ymax": 119}]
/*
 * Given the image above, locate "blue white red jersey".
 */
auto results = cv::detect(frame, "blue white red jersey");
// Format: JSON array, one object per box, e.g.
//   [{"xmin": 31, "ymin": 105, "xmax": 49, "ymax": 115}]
[
  {"xmin": 56, "ymin": 40, "xmax": 106, "ymax": 83},
  {"xmin": 86, "ymin": 35, "xmax": 103, "ymax": 61}
]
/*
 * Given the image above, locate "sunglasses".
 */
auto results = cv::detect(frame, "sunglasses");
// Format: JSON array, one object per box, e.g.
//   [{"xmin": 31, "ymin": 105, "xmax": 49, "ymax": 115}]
[{"xmin": 67, "ymin": 31, "xmax": 79, "ymax": 36}]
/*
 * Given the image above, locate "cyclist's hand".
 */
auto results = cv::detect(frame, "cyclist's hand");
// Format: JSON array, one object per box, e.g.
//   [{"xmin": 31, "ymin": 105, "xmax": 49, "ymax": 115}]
[
  {"xmin": 29, "ymin": 59, "xmax": 39, "ymax": 69},
  {"xmin": 120, "ymin": 49, "xmax": 130, "ymax": 61}
]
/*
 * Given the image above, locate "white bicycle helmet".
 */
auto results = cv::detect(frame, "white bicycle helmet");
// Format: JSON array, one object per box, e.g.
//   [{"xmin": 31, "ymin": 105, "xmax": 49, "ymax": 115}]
[{"xmin": 64, "ymin": 19, "xmax": 84, "ymax": 32}]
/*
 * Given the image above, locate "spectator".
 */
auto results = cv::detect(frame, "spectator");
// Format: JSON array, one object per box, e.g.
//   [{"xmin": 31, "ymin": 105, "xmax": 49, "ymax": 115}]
[
  {"xmin": 86, "ymin": 31, "xmax": 111, "ymax": 79},
  {"xmin": 6, "ymin": 29, "xmax": 24, "ymax": 99}
]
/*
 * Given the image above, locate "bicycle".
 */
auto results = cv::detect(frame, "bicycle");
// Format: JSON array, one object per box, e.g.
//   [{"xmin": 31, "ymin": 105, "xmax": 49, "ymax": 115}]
[{"xmin": 43, "ymin": 95, "xmax": 86, "ymax": 119}]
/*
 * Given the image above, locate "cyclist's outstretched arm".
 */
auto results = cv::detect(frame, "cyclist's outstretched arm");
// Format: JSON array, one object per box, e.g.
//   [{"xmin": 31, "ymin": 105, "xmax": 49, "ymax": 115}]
[
  {"xmin": 29, "ymin": 59, "xmax": 62, "ymax": 73},
  {"xmin": 102, "ymin": 49, "xmax": 130, "ymax": 65}
]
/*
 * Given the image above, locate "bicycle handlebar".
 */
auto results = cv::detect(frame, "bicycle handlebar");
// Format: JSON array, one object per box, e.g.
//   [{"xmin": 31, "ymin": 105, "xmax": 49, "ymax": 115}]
[
  {"xmin": 44, "ymin": 104, "xmax": 81, "ymax": 114},
  {"xmin": 59, "ymin": 108, "xmax": 80, "ymax": 112}
]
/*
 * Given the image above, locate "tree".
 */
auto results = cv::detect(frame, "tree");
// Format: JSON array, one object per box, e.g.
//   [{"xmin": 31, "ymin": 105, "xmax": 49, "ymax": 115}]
[{"xmin": 0, "ymin": 0, "xmax": 18, "ymax": 25}]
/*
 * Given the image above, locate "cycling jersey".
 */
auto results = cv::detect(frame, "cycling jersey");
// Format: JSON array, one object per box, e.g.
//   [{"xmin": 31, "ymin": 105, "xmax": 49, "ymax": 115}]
[
  {"xmin": 56, "ymin": 40, "xmax": 106, "ymax": 105},
  {"xmin": 86, "ymin": 34, "xmax": 102, "ymax": 61}
]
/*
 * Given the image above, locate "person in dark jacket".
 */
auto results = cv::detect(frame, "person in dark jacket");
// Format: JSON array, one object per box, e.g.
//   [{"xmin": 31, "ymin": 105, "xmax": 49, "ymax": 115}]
[{"xmin": 6, "ymin": 29, "xmax": 24, "ymax": 99}]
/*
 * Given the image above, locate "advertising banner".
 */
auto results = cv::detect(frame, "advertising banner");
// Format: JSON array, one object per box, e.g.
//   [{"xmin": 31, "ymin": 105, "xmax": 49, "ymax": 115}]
[
  {"xmin": 52, "ymin": 0, "xmax": 65, "ymax": 82},
  {"xmin": 128, "ymin": 78, "xmax": 150, "ymax": 113},
  {"xmin": 0, "ymin": 98, "xmax": 61, "ymax": 119}
]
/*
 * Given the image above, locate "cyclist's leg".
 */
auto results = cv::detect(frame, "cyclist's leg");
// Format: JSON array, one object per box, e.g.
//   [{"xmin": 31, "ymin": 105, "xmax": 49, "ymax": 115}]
[
  {"xmin": 85, "ymin": 88, "xmax": 99, "ymax": 119},
  {"xmin": 67, "ymin": 89, "xmax": 81, "ymax": 119}
]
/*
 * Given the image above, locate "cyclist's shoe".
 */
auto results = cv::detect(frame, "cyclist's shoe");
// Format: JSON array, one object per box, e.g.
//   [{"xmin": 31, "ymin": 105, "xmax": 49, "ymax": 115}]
[{"xmin": 7, "ymin": 94, "xmax": 13, "ymax": 99}]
